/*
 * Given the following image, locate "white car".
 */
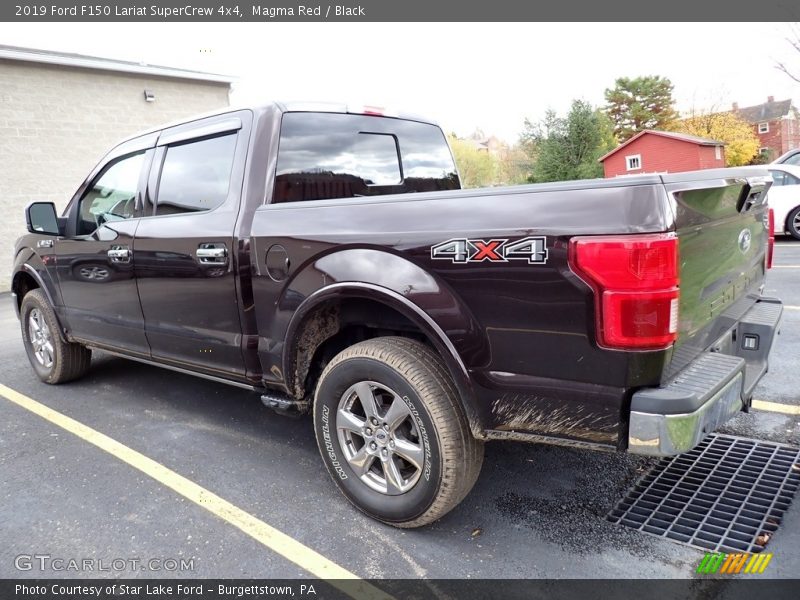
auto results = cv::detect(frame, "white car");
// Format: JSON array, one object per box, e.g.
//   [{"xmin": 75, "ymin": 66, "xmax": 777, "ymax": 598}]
[
  {"xmin": 773, "ymin": 148, "xmax": 800, "ymax": 167},
  {"xmin": 743, "ymin": 163, "xmax": 800, "ymax": 239}
]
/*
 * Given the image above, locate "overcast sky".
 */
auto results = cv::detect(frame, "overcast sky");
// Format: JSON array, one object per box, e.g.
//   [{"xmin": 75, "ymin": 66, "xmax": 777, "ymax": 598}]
[{"xmin": 2, "ymin": 22, "xmax": 799, "ymax": 142}]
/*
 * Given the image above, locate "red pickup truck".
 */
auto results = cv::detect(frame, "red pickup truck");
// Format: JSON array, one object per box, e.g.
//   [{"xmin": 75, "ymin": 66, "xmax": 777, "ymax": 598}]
[{"xmin": 13, "ymin": 102, "xmax": 782, "ymax": 526}]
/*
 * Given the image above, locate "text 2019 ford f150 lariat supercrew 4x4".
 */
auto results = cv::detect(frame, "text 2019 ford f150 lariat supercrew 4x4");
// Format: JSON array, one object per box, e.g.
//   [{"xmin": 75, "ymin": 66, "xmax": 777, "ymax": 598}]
[{"xmin": 13, "ymin": 102, "xmax": 782, "ymax": 526}]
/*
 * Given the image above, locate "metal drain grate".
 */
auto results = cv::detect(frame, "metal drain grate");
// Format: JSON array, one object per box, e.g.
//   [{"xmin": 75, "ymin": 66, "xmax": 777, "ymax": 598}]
[{"xmin": 608, "ymin": 434, "xmax": 800, "ymax": 552}]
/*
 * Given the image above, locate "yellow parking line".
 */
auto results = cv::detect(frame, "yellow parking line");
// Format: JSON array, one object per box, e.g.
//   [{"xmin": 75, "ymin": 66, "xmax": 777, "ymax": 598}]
[
  {"xmin": 752, "ymin": 399, "xmax": 800, "ymax": 416},
  {"xmin": 0, "ymin": 383, "xmax": 391, "ymax": 600}
]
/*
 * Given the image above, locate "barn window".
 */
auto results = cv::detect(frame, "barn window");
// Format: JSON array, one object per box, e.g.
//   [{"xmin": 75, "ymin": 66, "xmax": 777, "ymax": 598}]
[
  {"xmin": 758, "ymin": 122, "xmax": 769, "ymax": 134},
  {"xmin": 626, "ymin": 154, "xmax": 641, "ymax": 170}
]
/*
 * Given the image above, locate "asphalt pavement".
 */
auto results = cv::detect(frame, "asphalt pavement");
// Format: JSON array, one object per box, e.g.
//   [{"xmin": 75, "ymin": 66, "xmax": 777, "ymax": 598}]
[{"xmin": 1, "ymin": 240, "xmax": 798, "ymax": 581}]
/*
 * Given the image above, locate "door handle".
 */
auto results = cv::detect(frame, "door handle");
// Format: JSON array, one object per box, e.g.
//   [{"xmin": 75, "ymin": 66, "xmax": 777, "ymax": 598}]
[
  {"xmin": 107, "ymin": 246, "xmax": 131, "ymax": 263},
  {"xmin": 196, "ymin": 245, "xmax": 228, "ymax": 264}
]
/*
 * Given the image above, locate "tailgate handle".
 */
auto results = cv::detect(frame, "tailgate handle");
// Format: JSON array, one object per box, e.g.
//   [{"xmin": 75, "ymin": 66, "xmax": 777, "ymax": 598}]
[{"xmin": 737, "ymin": 177, "xmax": 770, "ymax": 214}]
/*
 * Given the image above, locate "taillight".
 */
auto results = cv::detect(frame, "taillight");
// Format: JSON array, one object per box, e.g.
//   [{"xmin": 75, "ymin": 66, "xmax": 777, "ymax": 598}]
[
  {"xmin": 766, "ymin": 208, "xmax": 775, "ymax": 270},
  {"xmin": 568, "ymin": 234, "xmax": 680, "ymax": 351}
]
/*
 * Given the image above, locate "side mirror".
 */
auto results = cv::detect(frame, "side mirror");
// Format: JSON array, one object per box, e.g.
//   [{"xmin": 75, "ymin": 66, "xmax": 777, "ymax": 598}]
[{"xmin": 26, "ymin": 202, "xmax": 61, "ymax": 236}]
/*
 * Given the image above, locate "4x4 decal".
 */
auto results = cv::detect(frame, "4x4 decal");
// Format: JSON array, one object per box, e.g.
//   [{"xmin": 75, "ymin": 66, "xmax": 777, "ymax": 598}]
[{"xmin": 431, "ymin": 237, "xmax": 548, "ymax": 264}]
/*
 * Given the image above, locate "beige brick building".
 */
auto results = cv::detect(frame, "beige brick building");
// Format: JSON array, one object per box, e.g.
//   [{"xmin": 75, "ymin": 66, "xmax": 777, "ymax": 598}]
[{"xmin": 0, "ymin": 45, "xmax": 233, "ymax": 290}]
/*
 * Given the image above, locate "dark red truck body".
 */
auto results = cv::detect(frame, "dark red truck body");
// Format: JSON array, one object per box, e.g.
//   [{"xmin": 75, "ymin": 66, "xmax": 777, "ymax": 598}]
[{"xmin": 13, "ymin": 102, "xmax": 782, "ymax": 461}]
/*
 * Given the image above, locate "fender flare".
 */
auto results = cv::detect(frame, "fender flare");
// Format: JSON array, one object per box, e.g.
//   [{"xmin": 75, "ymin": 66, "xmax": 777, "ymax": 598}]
[
  {"xmin": 283, "ymin": 281, "xmax": 486, "ymax": 436},
  {"xmin": 12, "ymin": 259, "xmax": 67, "ymax": 341}
]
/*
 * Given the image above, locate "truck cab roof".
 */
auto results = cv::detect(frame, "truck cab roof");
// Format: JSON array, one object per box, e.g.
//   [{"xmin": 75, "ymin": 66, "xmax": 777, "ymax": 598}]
[{"xmin": 115, "ymin": 100, "xmax": 440, "ymax": 148}]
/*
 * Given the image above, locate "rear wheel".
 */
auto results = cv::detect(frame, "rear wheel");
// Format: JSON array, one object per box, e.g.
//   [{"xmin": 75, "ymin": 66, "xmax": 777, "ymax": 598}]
[
  {"xmin": 20, "ymin": 289, "xmax": 91, "ymax": 384},
  {"xmin": 786, "ymin": 206, "xmax": 800, "ymax": 240},
  {"xmin": 313, "ymin": 336, "xmax": 483, "ymax": 527}
]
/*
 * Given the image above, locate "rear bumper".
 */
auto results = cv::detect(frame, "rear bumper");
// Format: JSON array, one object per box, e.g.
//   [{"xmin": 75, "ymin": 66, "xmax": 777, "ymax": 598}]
[{"xmin": 628, "ymin": 297, "xmax": 783, "ymax": 456}]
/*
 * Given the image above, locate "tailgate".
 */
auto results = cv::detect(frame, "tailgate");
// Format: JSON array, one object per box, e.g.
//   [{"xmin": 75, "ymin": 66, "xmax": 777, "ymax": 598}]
[{"xmin": 662, "ymin": 169, "xmax": 772, "ymax": 379}]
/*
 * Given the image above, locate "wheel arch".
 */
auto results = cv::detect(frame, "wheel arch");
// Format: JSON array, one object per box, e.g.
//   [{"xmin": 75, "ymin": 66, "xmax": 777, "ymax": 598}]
[
  {"xmin": 12, "ymin": 262, "xmax": 68, "ymax": 341},
  {"xmin": 284, "ymin": 282, "xmax": 486, "ymax": 437},
  {"xmin": 784, "ymin": 204, "xmax": 800, "ymax": 236}
]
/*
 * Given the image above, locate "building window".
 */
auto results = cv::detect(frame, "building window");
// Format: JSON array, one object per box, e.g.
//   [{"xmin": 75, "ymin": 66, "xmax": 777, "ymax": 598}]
[
  {"xmin": 626, "ymin": 154, "xmax": 641, "ymax": 171},
  {"xmin": 715, "ymin": 145, "xmax": 722, "ymax": 160},
  {"xmin": 759, "ymin": 147, "xmax": 770, "ymax": 155},
  {"xmin": 758, "ymin": 122, "xmax": 769, "ymax": 134}
]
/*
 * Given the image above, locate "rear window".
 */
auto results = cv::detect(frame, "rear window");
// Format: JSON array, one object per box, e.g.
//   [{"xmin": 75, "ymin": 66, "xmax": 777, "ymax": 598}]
[{"xmin": 273, "ymin": 112, "xmax": 459, "ymax": 203}]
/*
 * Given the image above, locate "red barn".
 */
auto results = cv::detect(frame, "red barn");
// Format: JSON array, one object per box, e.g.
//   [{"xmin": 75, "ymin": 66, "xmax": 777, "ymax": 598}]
[{"xmin": 599, "ymin": 130, "xmax": 726, "ymax": 178}]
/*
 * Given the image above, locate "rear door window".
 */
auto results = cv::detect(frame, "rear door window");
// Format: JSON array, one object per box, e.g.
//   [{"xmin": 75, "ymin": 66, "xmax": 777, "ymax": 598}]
[
  {"xmin": 154, "ymin": 133, "xmax": 237, "ymax": 216},
  {"xmin": 274, "ymin": 112, "xmax": 459, "ymax": 203}
]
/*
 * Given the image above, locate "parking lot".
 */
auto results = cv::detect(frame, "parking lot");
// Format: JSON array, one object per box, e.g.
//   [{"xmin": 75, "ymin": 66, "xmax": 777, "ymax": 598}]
[{"xmin": 1, "ymin": 241, "xmax": 798, "ymax": 581}]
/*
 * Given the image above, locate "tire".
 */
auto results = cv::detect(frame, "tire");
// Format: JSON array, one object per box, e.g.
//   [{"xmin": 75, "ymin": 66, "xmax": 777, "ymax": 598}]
[
  {"xmin": 313, "ymin": 336, "xmax": 483, "ymax": 527},
  {"xmin": 20, "ymin": 289, "xmax": 92, "ymax": 384},
  {"xmin": 786, "ymin": 206, "xmax": 800, "ymax": 240}
]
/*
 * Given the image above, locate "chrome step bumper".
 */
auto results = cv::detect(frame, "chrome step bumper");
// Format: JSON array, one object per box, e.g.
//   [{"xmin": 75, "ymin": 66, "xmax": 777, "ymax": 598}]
[{"xmin": 628, "ymin": 298, "xmax": 782, "ymax": 456}]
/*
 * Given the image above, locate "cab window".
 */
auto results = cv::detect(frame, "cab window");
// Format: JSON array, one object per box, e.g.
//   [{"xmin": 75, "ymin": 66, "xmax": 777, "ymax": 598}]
[
  {"xmin": 154, "ymin": 133, "xmax": 237, "ymax": 216},
  {"xmin": 273, "ymin": 112, "xmax": 460, "ymax": 203},
  {"xmin": 77, "ymin": 152, "xmax": 145, "ymax": 236}
]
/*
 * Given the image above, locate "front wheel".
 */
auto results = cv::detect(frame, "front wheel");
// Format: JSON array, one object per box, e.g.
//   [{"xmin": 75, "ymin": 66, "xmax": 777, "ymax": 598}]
[
  {"xmin": 20, "ymin": 289, "xmax": 92, "ymax": 384},
  {"xmin": 313, "ymin": 336, "xmax": 483, "ymax": 528}
]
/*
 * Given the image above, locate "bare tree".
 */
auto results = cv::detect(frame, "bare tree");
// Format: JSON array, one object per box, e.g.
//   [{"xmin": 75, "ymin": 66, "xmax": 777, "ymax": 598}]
[{"xmin": 776, "ymin": 23, "xmax": 800, "ymax": 84}]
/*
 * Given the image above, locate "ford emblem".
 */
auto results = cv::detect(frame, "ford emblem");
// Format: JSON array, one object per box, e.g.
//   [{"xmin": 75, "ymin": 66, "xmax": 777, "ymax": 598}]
[{"xmin": 738, "ymin": 229, "xmax": 752, "ymax": 253}]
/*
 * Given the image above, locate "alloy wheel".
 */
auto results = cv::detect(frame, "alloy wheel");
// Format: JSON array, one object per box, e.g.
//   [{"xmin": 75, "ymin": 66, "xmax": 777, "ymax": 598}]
[
  {"xmin": 28, "ymin": 308, "xmax": 54, "ymax": 368},
  {"xmin": 336, "ymin": 381, "xmax": 425, "ymax": 495}
]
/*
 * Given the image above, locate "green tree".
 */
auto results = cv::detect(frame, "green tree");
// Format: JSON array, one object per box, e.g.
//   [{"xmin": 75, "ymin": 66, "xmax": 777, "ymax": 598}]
[
  {"xmin": 604, "ymin": 75, "xmax": 679, "ymax": 141},
  {"xmin": 494, "ymin": 144, "xmax": 532, "ymax": 185},
  {"xmin": 448, "ymin": 135, "xmax": 497, "ymax": 188},
  {"xmin": 525, "ymin": 100, "xmax": 615, "ymax": 183},
  {"xmin": 518, "ymin": 118, "xmax": 539, "ymax": 160}
]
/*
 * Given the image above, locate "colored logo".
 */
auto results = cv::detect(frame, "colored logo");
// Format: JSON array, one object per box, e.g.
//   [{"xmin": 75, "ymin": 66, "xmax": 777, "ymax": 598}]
[
  {"xmin": 431, "ymin": 237, "xmax": 548, "ymax": 264},
  {"xmin": 696, "ymin": 552, "xmax": 772, "ymax": 574}
]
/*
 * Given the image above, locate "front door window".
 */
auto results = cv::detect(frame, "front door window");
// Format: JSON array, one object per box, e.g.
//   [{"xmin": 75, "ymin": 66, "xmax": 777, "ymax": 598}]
[{"xmin": 77, "ymin": 152, "xmax": 145, "ymax": 235}]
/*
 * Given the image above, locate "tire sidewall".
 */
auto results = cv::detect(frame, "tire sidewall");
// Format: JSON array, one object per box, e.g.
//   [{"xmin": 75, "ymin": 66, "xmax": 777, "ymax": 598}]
[
  {"xmin": 20, "ymin": 293, "xmax": 58, "ymax": 383},
  {"xmin": 788, "ymin": 207, "xmax": 800, "ymax": 239},
  {"xmin": 314, "ymin": 355, "xmax": 442, "ymax": 524}
]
